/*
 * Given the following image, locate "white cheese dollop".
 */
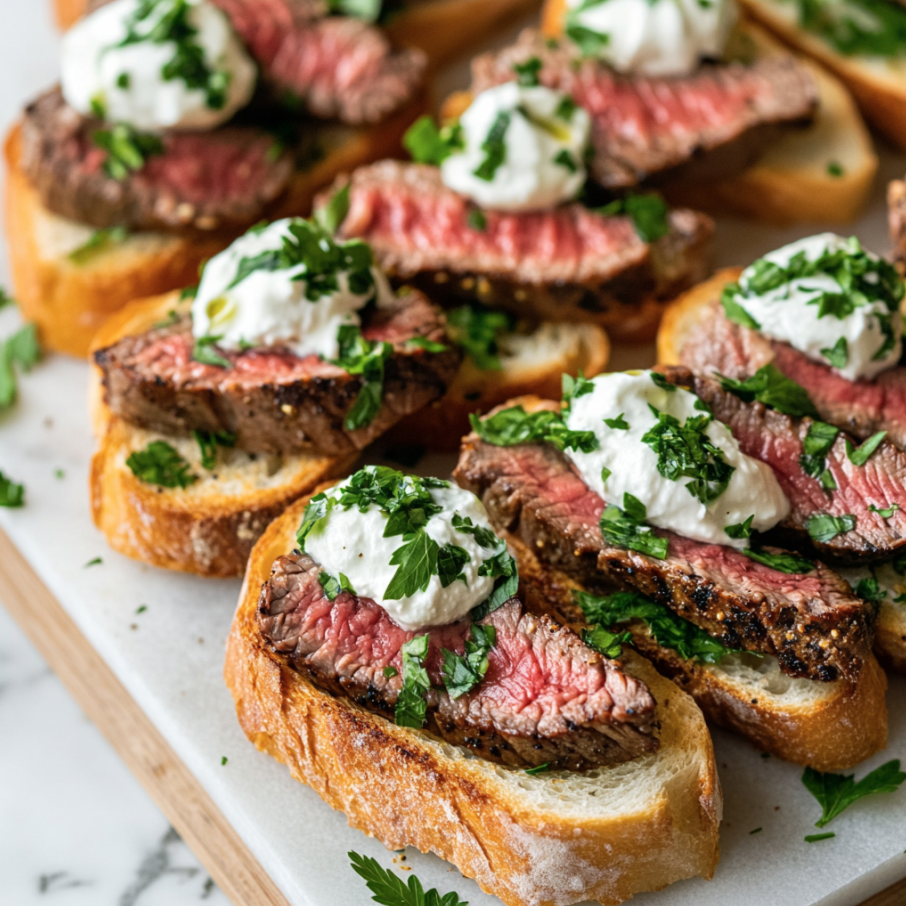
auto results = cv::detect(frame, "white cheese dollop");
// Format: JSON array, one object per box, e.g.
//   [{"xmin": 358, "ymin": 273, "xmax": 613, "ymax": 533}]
[
  {"xmin": 440, "ymin": 82, "xmax": 591, "ymax": 212},
  {"xmin": 191, "ymin": 218, "xmax": 394, "ymax": 360},
  {"xmin": 304, "ymin": 474, "xmax": 498, "ymax": 631},
  {"xmin": 727, "ymin": 233, "xmax": 904, "ymax": 381},
  {"xmin": 564, "ymin": 371, "xmax": 790, "ymax": 548},
  {"xmin": 564, "ymin": 0, "xmax": 737, "ymax": 77},
  {"xmin": 61, "ymin": 0, "xmax": 257, "ymax": 132}
]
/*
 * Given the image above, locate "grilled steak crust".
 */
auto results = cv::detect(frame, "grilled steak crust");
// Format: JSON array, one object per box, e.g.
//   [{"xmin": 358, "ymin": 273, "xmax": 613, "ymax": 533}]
[
  {"xmin": 258, "ymin": 550, "xmax": 660, "ymax": 770},
  {"xmin": 94, "ymin": 291, "xmax": 460, "ymax": 457},
  {"xmin": 20, "ymin": 89, "xmax": 295, "ymax": 233},
  {"xmin": 680, "ymin": 300, "xmax": 906, "ymax": 452},
  {"xmin": 663, "ymin": 367, "xmax": 906, "ymax": 563},
  {"xmin": 454, "ymin": 419, "xmax": 874, "ymax": 682},
  {"xmin": 469, "ymin": 30, "xmax": 818, "ymax": 189},
  {"xmin": 331, "ymin": 161, "xmax": 714, "ymax": 332}
]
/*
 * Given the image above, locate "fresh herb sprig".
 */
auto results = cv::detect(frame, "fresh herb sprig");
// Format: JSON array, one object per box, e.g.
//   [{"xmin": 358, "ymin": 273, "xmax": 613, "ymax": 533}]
[
  {"xmin": 442, "ymin": 624, "xmax": 496, "ymax": 698},
  {"xmin": 395, "ymin": 634, "xmax": 431, "ymax": 729},
  {"xmin": 718, "ymin": 364, "xmax": 819, "ymax": 419},
  {"xmin": 0, "ymin": 323, "xmax": 40, "ymax": 409},
  {"xmin": 348, "ymin": 851, "xmax": 468, "ymax": 906},
  {"xmin": 0, "ymin": 471, "xmax": 25, "ymax": 508},
  {"xmin": 594, "ymin": 193, "xmax": 670, "ymax": 243},
  {"xmin": 403, "ymin": 116, "xmax": 464, "ymax": 167},
  {"xmin": 193, "ymin": 429, "xmax": 237, "ymax": 470},
  {"xmin": 126, "ymin": 440, "xmax": 197, "ymax": 488},
  {"xmin": 802, "ymin": 760, "xmax": 906, "ymax": 829}
]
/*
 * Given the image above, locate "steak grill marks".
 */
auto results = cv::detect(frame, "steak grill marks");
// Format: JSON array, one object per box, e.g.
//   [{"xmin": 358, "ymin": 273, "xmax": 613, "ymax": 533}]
[
  {"xmin": 257, "ymin": 551, "xmax": 660, "ymax": 770},
  {"xmin": 454, "ymin": 419, "xmax": 874, "ymax": 682},
  {"xmin": 94, "ymin": 291, "xmax": 460, "ymax": 457}
]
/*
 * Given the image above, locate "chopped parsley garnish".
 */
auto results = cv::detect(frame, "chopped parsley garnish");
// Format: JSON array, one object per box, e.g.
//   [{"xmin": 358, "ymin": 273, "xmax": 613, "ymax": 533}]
[
  {"xmin": 794, "ymin": 0, "xmax": 906, "ymax": 59},
  {"xmin": 565, "ymin": 12, "xmax": 611, "ymax": 57},
  {"xmin": 806, "ymin": 512, "xmax": 856, "ymax": 543},
  {"xmin": 318, "ymin": 570, "xmax": 355, "ymax": 601},
  {"xmin": 192, "ymin": 335, "xmax": 231, "ymax": 368},
  {"xmin": 827, "ymin": 161, "xmax": 845, "ymax": 177},
  {"xmin": 799, "ymin": 421, "xmax": 840, "ymax": 489},
  {"xmin": 821, "ymin": 336, "xmax": 848, "ymax": 369},
  {"xmin": 349, "ymin": 851, "xmax": 468, "ymax": 906},
  {"xmin": 90, "ymin": 93, "xmax": 107, "ymax": 119},
  {"xmin": 802, "ymin": 760, "xmax": 906, "ymax": 829},
  {"xmin": 525, "ymin": 762, "xmax": 551, "ymax": 775},
  {"xmin": 395, "ymin": 634, "xmax": 431, "ymax": 728},
  {"xmin": 725, "ymin": 515, "xmax": 754, "ymax": 540},
  {"xmin": 326, "ymin": 0, "xmax": 383, "ymax": 22},
  {"xmin": 437, "ymin": 543, "xmax": 470, "ymax": 588},
  {"xmin": 600, "ymin": 494, "xmax": 669, "ymax": 560},
  {"xmin": 604, "ymin": 414, "xmax": 629, "ymax": 430},
  {"xmin": 641, "ymin": 406, "xmax": 735, "ymax": 506},
  {"xmin": 0, "ymin": 472, "xmax": 25, "ymax": 508},
  {"xmin": 193, "ymin": 429, "xmax": 236, "ymax": 470},
  {"xmin": 85, "ymin": 557, "xmax": 103, "ymax": 567},
  {"xmin": 313, "ymin": 183, "xmax": 350, "ymax": 236},
  {"xmin": 473, "ymin": 111, "xmax": 511, "ymax": 182},
  {"xmin": 575, "ymin": 589, "xmax": 748, "ymax": 664},
  {"xmin": 446, "ymin": 304, "xmax": 514, "ymax": 370},
  {"xmin": 0, "ymin": 322, "xmax": 40, "ymax": 409},
  {"xmin": 553, "ymin": 149, "xmax": 578, "ymax": 173},
  {"xmin": 513, "ymin": 56, "xmax": 543, "ymax": 86},
  {"xmin": 854, "ymin": 574, "xmax": 886, "ymax": 603},
  {"xmin": 0, "ymin": 288, "xmax": 13, "ymax": 310},
  {"xmin": 805, "ymin": 832, "xmax": 836, "ymax": 843},
  {"xmin": 846, "ymin": 430, "xmax": 887, "ymax": 466},
  {"xmin": 470, "ymin": 405, "xmax": 597, "ymax": 454},
  {"xmin": 383, "ymin": 665, "xmax": 398, "ymax": 678},
  {"xmin": 332, "ymin": 325, "xmax": 394, "ymax": 431},
  {"xmin": 581, "ymin": 624, "xmax": 632, "ymax": 659},
  {"xmin": 555, "ymin": 95, "xmax": 578, "ymax": 121},
  {"xmin": 718, "ymin": 364, "xmax": 819, "ymax": 419},
  {"xmin": 595, "ymin": 193, "xmax": 670, "ymax": 243},
  {"xmin": 452, "ymin": 513, "xmax": 498, "ymax": 549},
  {"xmin": 466, "ymin": 208, "xmax": 487, "ymax": 232},
  {"xmin": 869, "ymin": 502, "xmax": 900, "ymax": 519},
  {"xmin": 472, "ymin": 542, "xmax": 519, "ymax": 619},
  {"xmin": 126, "ymin": 440, "xmax": 197, "ymax": 488},
  {"xmin": 68, "ymin": 227, "xmax": 129, "ymax": 264},
  {"xmin": 441, "ymin": 623, "xmax": 496, "ymax": 698},
  {"xmin": 92, "ymin": 124, "xmax": 163, "ymax": 181},
  {"xmin": 403, "ymin": 116, "xmax": 464, "ymax": 166},
  {"xmin": 743, "ymin": 547, "xmax": 815, "ymax": 574}
]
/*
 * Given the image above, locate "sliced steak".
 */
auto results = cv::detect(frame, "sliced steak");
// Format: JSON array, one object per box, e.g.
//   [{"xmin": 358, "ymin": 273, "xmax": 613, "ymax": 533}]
[
  {"xmin": 680, "ymin": 299, "xmax": 906, "ymax": 452},
  {"xmin": 329, "ymin": 160, "xmax": 714, "ymax": 337},
  {"xmin": 258, "ymin": 550, "xmax": 660, "ymax": 770},
  {"xmin": 454, "ymin": 417, "xmax": 874, "ymax": 682},
  {"xmin": 470, "ymin": 30, "xmax": 818, "ymax": 188},
  {"xmin": 662, "ymin": 366, "xmax": 906, "ymax": 563},
  {"xmin": 95, "ymin": 290, "xmax": 460, "ymax": 457},
  {"xmin": 20, "ymin": 89, "xmax": 296, "ymax": 232},
  {"xmin": 212, "ymin": 0, "xmax": 425, "ymax": 124}
]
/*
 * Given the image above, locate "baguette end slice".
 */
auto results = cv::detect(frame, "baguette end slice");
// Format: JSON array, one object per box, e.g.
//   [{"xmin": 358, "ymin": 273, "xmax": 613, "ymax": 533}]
[{"xmin": 225, "ymin": 494, "xmax": 722, "ymax": 906}]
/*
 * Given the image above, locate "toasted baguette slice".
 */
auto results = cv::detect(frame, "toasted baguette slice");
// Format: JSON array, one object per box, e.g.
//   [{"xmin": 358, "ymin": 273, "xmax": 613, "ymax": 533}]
[
  {"xmin": 225, "ymin": 493, "xmax": 722, "ymax": 906},
  {"xmin": 657, "ymin": 269, "xmax": 906, "ymax": 673},
  {"xmin": 739, "ymin": 0, "xmax": 906, "ymax": 150},
  {"xmin": 840, "ymin": 564, "xmax": 906, "ymax": 676},
  {"xmin": 388, "ymin": 320, "xmax": 610, "ymax": 452},
  {"xmin": 536, "ymin": 3, "xmax": 877, "ymax": 224},
  {"xmin": 87, "ymin": 291, "xmax": 356, "ymax": 577},
  {"xmin": 5, "ymin": 92, "xmax": 424, "ymax": 358},
  {"xmin": 513, "ymin": 537, "xmax": 888, "ymax": 770}
]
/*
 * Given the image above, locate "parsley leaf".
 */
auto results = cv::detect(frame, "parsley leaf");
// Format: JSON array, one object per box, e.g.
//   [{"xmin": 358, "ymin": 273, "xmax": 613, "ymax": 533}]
[
  {"xmin": 313, "ymin": 183, "xmax": 350, "ymax": 235},
  {"xmin": 442, "ymin": 624, "xmax": 496, "ymax": 698},
  {"xmin": 802, "ymin": 760, "xmax": 906, "ymax": 829},
  {"xmin": 452, "ymin": 513, "xmax": 497, "ymax": 549},
  {"xmin": 466, "ymin": 209, "xmax": 487, "ymax": 232},
  {"xmin": 807, "ymin": 513, "xmax": 856, "ymax": 543},
  {"xmin": 0, "ymin": 323, "xmax": 40, "ymax": 409},
  {"xmin": 525, "ymin": 762, "xmax": 551, "ymax": 775},
  {"xmin": 193, "ymin": 429, "xmax": 236, "ymax": 470},
  {"xmin": 192, "ymin": 335, "xmax": 231, "ymax": 368},
  {"xmin": 869, "ymin": 502, "xmax": 900, "ymax": 519},
  {"xmin": 472, "ymin": 542, "xmax": 519, "ymax": 620},
  {"xmin": 403, "ymin": 116, "xmax": 464, "ymax": 166},
  {"xmin": 721, "ymin": 289, "xmax": 761, "ymax": 330},
  {"xmin": 0, "ymin": 471, "xmax": 25, "ymax": 507},
  {"xmin": 348, "ymin": 851, "xmax": 468, "ymax": 906},
  {"xmin": 92, "ymin": 124, "xmax": 163, "ymax": 180},
  {"xmin": 473, "ymin": 111, "xmax": 511, "ymax": 182},
  {"xmin": 821, "ymin": 336, "xmax": 849, "ymax": 369},
  {"xmin": 446, "ymin": 305, "xmax": 514, "ymax": 371},
  {"xmin": 725, "ymin": 515, "xmax": 754, "ymax": 540},
  {"xmin": 604, "ymin": 413, "xmax": 629, "ymax": 430},
  {"xmin": 395, "ymin": 635, "xmax": 431, "ymax": 729},
  {"xmin": 437, "ymin": 543, "xmax": 470, "ymax": 588},
  {"xmin": 795, "ymin": 0, "xmax": 906, "ymax": 59},
  {"xmin": 326, "ymin": 0, "xmax": 384, "ymax": 21},
  {"xmin": 513, "ymin": 56, "xmax": 543, "ymax": 86},
  {"xmin": 296, "ymin": 490, "xmax": 335, "ymax": 550},
  {"xmin": 854, "ymin": 574, "xmax": 886, "ymax": 603},
  {"xmin": 581, "ymin": 624, "xmax": 632, "ymax": 659},
  {"xmin": 596, "ymin": 193, "xmax": 669, "ymax": 243},
  {"xmin": 333, "ymin": 325, "xmax": 394, "ymax": 430},
  {"xmin": 599, "ymin": 495, "xmax": 669, "ymax": 560},
  {"xmin": 565, "ymin": 19, "xmax": 611, "ymax": 56},
  {"xmin": 126, "ymin": 440, "xmax": 197, "ymax": 488},
  {"xmin": 385, "ymin": 531, "xmax": 439, "ymax": 601},
  {"xmin": 318, "ymin": 571, "xmax": 354, "ymax": 601},
  {"xmin": 553, "ymin": 149, "xmax": 578, "ymax": 173},
  {"xmin": 68, "ymin": 226, "xmax": 129, "ymax": 264},
  {"xmin": 470, "ymin": 406, "xmax": 597, "ymax": 453},
  {"xmin": 800, "ymin": 421, "xmax": 840, "ymax": 485},
  {"xmin": 846, "ymin": 431, "xmax": 887, "ymax": 467},
  {"xmin": 743, "ymin": 547, "xmax": 815, "ymax": 574},
  {"xmin": 718, "ymin": 364, "xmax": 819, "ymax": 419}
]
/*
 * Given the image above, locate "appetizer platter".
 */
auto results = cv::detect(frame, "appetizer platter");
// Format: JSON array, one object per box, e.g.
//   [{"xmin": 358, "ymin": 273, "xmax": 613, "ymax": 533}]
[{"xmin": 3, "ymin": 1, "xmax": 906, "ymax": 905}]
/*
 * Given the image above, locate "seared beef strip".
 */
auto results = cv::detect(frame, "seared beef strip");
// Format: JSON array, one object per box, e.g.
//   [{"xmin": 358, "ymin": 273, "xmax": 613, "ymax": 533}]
[
  {"xmin": 469, "ymin": 30, "xmax": 818, "ymax": 189},
  {"xmin": 20, "ymin": 89, "xmax": 295, "ymax": 232},
  {"xmin": 330, "ymin": 161, "xmax": 714, "ymax": 337},
  {"xmin": 663, "ymin": 366, "xmax": 906, "ymax": 563},
  {"xmin": 95, "ymin": 290, "xmax": 460, "ymax": 457},
  {"xmin": 680, "ymin": 300, "xmax": 906, "ymax": 452},
  {"xmin": 258, "ymin": 550, "xmax": 660, "ymax": 770},
  {"xmin": 454, "ymin": 418, "xmax": 874, "ymax": 682}
]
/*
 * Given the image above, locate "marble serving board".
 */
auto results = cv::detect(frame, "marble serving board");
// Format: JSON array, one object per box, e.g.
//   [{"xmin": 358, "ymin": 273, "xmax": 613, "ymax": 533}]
[{"xmin": 3, "ymin": 3, "xmax": 906, "ymax": 906}]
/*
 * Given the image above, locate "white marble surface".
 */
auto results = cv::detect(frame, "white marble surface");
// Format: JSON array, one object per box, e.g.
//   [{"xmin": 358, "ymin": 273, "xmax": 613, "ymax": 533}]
[{"xmin": 2, "ymin": 3, "xmax": 906, "ymax": 906}]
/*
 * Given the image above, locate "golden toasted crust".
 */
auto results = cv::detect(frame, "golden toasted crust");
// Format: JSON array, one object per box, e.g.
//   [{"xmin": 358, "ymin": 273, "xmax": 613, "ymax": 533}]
[
  {"xmin": 53, "ymin": 0, "xmax": 85, "ymax": 29},
  {"xmin": 875, "ymin": 600, "xmax": 906, "ymax": 675},
  {"xmin": 537, "ymin": 6, "xmax": 877, "ymax": 224},
  {"xmin": 739, "ymin": 0, "xmax": 906, "ymax": 150},
  {"xmin": 387, "ymin": 321, "xmax": 610, "ymax": 452},
  {"xmin": 225, "ymin": 494, "xmax": 722, "ymax": 906},
  {"xmin": 5, "ymin": 91, "xmax": 425, "ymax": 359},
  {"xmin": 87, "ymin": 291, "xmax": 356, "ymax": 577}
]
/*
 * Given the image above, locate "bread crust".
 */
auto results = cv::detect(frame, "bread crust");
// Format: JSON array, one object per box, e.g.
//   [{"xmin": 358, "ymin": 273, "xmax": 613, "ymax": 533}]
[
  {"xmin": 5, "ymin": 92, "xmax": 425, "ymax": 358},
  {"xmin": 225, "ymin": 493, "xmax": 722, "ymax": 906},
  {"xmin": 657, "ymin": 271, "xmax": 906, "ymax": 674}
]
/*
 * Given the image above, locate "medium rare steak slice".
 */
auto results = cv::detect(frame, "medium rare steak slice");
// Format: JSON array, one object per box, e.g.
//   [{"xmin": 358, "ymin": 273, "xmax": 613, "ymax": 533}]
[
  {"xmin": 330, "ymin": 161, "xmax": 714, "ymax": 335},
  {"xmin": 470, "ymin": 30, "xmax": 818, "ymax": 188},
  {"xmin": 454, "ymin": 419, "xmax": 874, "ymax": 682},
  {"xmin": 95, "ymin": 291, "xmax": 460, "ymax": 457},
  {"xmin": 20, "ymin": 89, "xmax": 294, "ymax": 232},
  {"xmin": 258, "ymin": 550, "xmax": 660, "ymax": 770},
  {"xmin": 680, "ymin": 300, "xmax": 906, "ymax": 451},
  {"xmin": 663, "ymin": 367, "xmax": 906, "ymax": 563}
]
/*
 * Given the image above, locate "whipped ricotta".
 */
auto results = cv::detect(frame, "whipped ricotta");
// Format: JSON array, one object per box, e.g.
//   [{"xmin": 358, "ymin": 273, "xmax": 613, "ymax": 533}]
[
  {"xmin": 440, "ymin": 82, "xmax": 590, "ymax": 211},
  {"xmin": 191, "ymin": 218, "xmax": 394, "ymax": 360},
  {"xmin": 61, "ymin": 0, "xmax": 257, "ymax": 132},
  {"xmin": 564, "ymin": 371, "xmax": 790, "ymax": 548}
]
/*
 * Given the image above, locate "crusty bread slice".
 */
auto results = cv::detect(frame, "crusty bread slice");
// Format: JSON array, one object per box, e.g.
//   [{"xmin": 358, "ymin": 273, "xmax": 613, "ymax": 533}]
[
  {"xmin": 5, "ymin": 92, "xmax": 425, "ymax": 358},
  {"xmin": 739, "ymin": 0, "xmax": 906, "ymax": 150},
  {"xmin": 87, "ymin": 291, "xmax": 356, "ymax": 577},
  {"xmin": 657, "ymin": 269, "xmax": 906, "ymax": 674},
  {"xmin": 225, "ymin": 492, "xmax": 722, "ymax": 906},
  {"xmin": 388, "ymin": 320, "xmax": 610, "ymax": 452},
  {"xmin": 536, "ymin": 3, "xmax": 877, "ymax": 224},
  {"xmin": 513, "ymin": 535, "xmax": 888, "ymax": 770}
]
